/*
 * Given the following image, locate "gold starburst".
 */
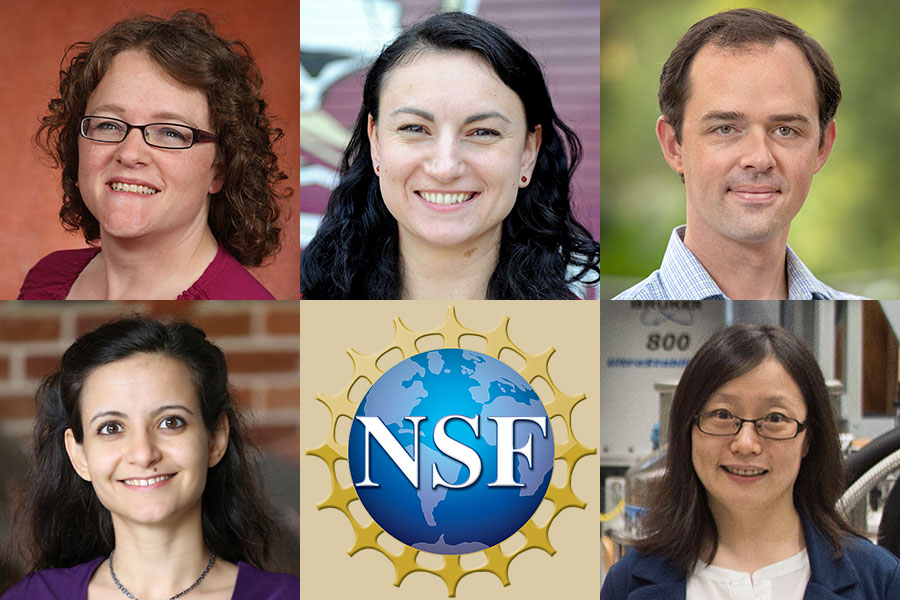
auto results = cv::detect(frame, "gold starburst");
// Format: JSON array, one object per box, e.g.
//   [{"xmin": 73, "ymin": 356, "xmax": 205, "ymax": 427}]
[{"xmin": 307, "ymin": 306, "xmax": 595, "ymax": 596}]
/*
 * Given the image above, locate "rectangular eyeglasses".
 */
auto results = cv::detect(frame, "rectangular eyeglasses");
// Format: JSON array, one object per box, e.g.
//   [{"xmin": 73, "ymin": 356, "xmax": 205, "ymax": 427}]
[
  {"xmin": 694, "ymin": 409, "xmax": 808, "ymax": 440},
  {"xmin": 79, "ymin": 116, "xmax": 217, "ymax": 149}
]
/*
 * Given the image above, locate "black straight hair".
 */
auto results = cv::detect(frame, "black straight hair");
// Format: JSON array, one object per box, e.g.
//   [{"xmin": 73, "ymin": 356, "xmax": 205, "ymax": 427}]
[{"xmin": 635, "ymin": 324, "xmax": 853, "ymax": 573}]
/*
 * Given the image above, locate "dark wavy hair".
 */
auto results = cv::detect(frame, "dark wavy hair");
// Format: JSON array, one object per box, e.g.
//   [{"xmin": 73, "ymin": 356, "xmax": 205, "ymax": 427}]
[
  {"xmin": 300, "ymin": 11, "xmax": 600, "ymax": 299},
  {"xmin": 634, "ymin": 324, "xmax": 853, "ymax": 574},
  {"xmin": 659, "ymin": 8, "xmax": 841, "ymax": 147},
  {"xmin": 16, "ymin": 316, "xmax": 277, "ymax": 571},
  {"xmin": 36, "ymin": 10, "xmax": 288, "ymax": 266}
]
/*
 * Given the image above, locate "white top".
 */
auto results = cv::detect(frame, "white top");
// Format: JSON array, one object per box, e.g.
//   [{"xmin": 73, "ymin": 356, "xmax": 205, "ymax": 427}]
[{"xmin": 686, "ymin": 548, "xmax": 810, "ymax": 600}]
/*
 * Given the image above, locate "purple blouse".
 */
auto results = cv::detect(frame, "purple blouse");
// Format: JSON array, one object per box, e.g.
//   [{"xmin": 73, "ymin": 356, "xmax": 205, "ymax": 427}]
[
  {"xmin": 1, "ymin": 556, "xmax": 299, "ymax": 599},
  {"xmin": 17, "ymin": 244, "xmax": 275, "ymax": 300}
]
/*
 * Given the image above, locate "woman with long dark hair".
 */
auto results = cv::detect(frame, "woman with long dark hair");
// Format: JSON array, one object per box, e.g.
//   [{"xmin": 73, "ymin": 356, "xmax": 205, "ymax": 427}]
[
  {"xmin": 602, "ymin": 324, "xmax": 900, "ymax": 599},
  {"xmin": 2, "ymin": 317, "xmax": 298, "ymax": 598},
  {"xmin": 300, "ymin": 11, "xmax": 600, "ymax": 299}
]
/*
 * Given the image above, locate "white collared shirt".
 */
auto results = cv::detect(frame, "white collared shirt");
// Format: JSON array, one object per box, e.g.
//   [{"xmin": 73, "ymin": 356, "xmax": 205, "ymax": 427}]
[
  {"xmin": 686, "ymin": 548, "xmax": 810, "ymax": 600},
  {"xmin": 613, "ymin": 226, "xmax": 865, "ymax": 300}
]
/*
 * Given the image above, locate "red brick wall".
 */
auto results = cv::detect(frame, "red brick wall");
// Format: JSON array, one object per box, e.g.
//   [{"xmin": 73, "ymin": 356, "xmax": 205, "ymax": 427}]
[{"xmin": 0, "ymin": 301, "xmax": 300, "ymax": 464}]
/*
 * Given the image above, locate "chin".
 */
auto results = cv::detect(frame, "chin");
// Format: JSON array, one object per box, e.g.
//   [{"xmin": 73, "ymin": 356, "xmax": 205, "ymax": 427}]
[{"xmin": 410, "ymin": 228, "xmax": 479, "ymax": 249}]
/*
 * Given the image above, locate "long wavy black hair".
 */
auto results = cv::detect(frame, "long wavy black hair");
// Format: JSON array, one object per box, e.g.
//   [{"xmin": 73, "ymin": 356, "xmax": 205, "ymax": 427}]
[
  {"xmin": 15, "ymin": 316, "xmax": 277, "ymax": 571},
  {"xmin": 300, "ymin": 11, "xmax": 600, "ymax": 299}
]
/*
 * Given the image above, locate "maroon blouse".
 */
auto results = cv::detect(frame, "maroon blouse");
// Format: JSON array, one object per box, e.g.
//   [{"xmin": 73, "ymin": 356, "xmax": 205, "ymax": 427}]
[{"xmin": 17, "ymin": 244, "xmax": 275, "ymax": 300}]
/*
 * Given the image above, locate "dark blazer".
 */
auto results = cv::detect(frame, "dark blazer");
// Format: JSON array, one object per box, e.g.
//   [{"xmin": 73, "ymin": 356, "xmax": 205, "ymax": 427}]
[{"xmin": 601, "ymin": 516, "xmax": 900, "ymax": 600}]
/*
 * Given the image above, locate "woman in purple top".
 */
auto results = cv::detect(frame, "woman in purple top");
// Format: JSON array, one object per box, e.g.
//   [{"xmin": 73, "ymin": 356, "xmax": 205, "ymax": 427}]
[
  {"xmin": 1, "ymin": 317, "xmax": 299, "ymax": 599},
  {"xmin": 17, "ymin": 11, "xmax": 288, "ymax": 300}
]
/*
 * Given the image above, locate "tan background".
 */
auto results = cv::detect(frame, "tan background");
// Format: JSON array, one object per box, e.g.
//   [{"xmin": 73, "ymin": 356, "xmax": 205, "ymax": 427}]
[
  {"xmin": 0, "ymin": 0, "xmax": 299, "ymax": 299},
  {"xmin": 300, "ymin": 301, "xmax": 600, "ymax": 598}
]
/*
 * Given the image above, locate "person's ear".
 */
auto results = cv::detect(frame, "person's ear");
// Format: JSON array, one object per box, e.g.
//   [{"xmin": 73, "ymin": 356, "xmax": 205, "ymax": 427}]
[
  {"xmin": 64, "ymin": 429, "xmax": 91, "ymax": 481},
  {"xmin": 367, "ymin": 114, "xmax": 381, "ymax": 175},
  {"xmin": 656, "ymin": 116, "xmax": 684, "ymax": 176},
  {"xmin": 208, "ymin": 414, "xmax": 230, "ymax": 468},
  {"xmin": 814, "ymin": 120, "xmax": 837, "ymax": 173},
  {"xmin": 208, "ymin": 156, "xmax": 226, "ymax": 195},
  {"xmin": 519, "ymin": 125, "xmax": 542, "ymax": 187}
]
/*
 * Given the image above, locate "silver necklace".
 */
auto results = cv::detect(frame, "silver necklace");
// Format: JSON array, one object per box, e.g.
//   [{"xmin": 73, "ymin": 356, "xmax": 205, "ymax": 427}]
[{"xmin": 109, "ymin": 549, "xmax": 216, "ymax": 600}]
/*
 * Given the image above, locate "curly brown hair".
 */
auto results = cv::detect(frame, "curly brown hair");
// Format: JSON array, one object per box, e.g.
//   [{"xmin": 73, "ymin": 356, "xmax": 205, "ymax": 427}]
[{"xmin": 36, "ymin": 10, "xmax": 288, "ymax": 267}]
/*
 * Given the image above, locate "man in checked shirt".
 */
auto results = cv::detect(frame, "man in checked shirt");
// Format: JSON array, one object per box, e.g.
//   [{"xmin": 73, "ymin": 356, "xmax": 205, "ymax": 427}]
[{"xmin": 615, "ymin": 9, "xmax": 862, "ymax": 301}]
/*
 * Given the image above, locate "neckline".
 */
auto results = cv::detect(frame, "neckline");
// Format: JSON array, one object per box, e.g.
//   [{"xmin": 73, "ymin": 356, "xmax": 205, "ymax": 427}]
[
  {"xmin": 81, "ymin": 555, "xmax": 244, "ymax": 600},
  {"xmin": 695, "ymin": 547, "xmax": 809, "ymax": 582},
  {"xmin": 64, "ymin": 244, "xmax": 225, "ymax": 300}
]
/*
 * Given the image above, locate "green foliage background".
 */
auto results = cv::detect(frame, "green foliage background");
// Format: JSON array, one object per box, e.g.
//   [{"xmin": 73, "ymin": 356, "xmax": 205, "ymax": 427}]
[{"xmin": 600, "ymin": 0, "xmax": 900, "ymax": 298}]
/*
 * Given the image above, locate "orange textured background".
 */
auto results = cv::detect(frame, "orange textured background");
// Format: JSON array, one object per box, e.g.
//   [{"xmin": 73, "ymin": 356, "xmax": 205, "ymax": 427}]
[{"xmin": 0, "ymin": 0, "xmax": 300, "ymax": 299}]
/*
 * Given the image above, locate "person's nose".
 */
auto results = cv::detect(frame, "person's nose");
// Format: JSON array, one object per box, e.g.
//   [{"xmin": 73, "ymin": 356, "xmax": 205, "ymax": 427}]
[
  {"xmin": 114, "ymin": 127, "xmax": 152, "ymax": 167},
  {"xmin": 125, "ymin": 428, "xmax": 163, "ymax": 469},
  {"xmin": 730, "ymin": 420, "xmax": 763, "ymax": 455},
  {"xmin": 738, "ymin": 128, "xmax": 775, "ymax": 172},
  {"xmin": 423, "ymin": 132, "xmax": 465, "ymax": 182}
]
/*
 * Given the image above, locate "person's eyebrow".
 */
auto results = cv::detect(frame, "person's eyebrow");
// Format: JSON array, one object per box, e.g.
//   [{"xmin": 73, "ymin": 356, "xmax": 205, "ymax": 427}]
[
  {"xmin": 89, "ymin": 410, "xmax": 128, "ymax": 425},
  {"xmin": 390, "ymin": 106, "xmax": 434, "ymax": 121},
  {"xmin": 769, "ymin": 113, "xmax": 811, "ymax": 124},
  {"xmin": 150, "ymin": 404, "xmax": 196, "ymax": 417},
  {"xmin": 700, "ymin": 111, "xmax": 745, "ymax": 122},
  {"xmin": 87, "ymin": 104, "xmax": 126, "ymax": 117},
  {"xmin": 149, "ymin": 112, "xmax": 200, "ymax": 126},
  {"xmin": 464, "ymin": 111, "xmax": 511, "ymax": 125}
]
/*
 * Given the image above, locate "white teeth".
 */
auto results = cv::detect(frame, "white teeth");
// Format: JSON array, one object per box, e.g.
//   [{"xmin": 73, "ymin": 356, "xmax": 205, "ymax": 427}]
[
  {"xmin": 123, "ymin": 474, "xmax": 172, "ymax": 486},
  {"xmin": 110, "ymin": 182, "xmax": 159, "ymax": 195},
  {"xmin": 724, "ymin": 466, "xmax": 766, "ymax": 476},
  {"xmin": 420, "ymin": 192, "xmax": 474, "ymax": 205}
]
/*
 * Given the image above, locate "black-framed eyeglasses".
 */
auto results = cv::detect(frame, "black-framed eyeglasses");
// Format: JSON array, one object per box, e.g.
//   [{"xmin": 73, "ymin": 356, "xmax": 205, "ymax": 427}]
[
  {"xmin": 80, "ymin": 116, "xmax": 217, "ymax": 149},
  {"xmin": 694, "ymin": 409, "xmax": 808, "ymax": 440}
]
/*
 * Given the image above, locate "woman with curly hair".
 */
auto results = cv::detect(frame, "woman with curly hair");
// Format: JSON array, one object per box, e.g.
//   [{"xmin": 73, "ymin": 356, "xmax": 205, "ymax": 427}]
[
  {"xmin": 300, "ymin": 11, "xmax": 600, "ymax": 299},
  {"xmin": 2, "ymin": 316, "xmax": 298, "ymax": 599},
  {"xmin": 18, "ymin": 10, "xmax": 288, "ymax": 300}
]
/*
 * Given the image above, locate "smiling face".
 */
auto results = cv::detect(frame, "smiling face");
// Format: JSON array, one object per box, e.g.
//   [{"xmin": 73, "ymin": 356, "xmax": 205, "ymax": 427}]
[
  {"xmin": 368, "ymin": 50, "xmax": 541, "ymax": 250},
  {"xmin": 77, "ymin": 49, "xmax": 223, "ymax": 244},
  {"xmin": 691, "ymin": 356, "xmax": 809, "ymax": 522},
  {"xmin": 658, "ymin": 40, "xmax": 836, "ymax": 248},
  {"xmin": 64, "ymin": 353, "xmax": 228, "ymax": 529}
]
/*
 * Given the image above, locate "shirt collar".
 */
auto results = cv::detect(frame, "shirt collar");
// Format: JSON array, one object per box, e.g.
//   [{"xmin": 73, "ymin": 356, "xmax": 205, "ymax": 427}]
[{"xmin": 658, "ymin": 226, "xmax": 846, "ymax": 300}]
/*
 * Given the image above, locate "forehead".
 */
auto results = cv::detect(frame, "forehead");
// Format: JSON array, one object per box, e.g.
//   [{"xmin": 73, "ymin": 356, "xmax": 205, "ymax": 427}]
[
  {"xmin": 80, "ymin": 353, "xmax": 199, "ymax": 415},
  {"xmin": 683, "ymin": 39, "xmax": 818, "ymax": 122},
  {"xmin": 86, "ymin": 49, "xmax": 211, "ymax": 126},
  {"xmin": 378, "ymin": 50, "xmax": 526, "ymax": 122},
  {"xmin": 703, "ymin": 356, "xmax": 807, "ymax": 414}
]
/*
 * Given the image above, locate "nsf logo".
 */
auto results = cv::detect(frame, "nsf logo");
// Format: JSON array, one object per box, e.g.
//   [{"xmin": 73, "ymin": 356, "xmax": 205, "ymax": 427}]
[
  {"xmin": 347, "ymin": 348, "xmax": 554, "ymax": 553},
  {"xmin": 307, "ymin": 307, "xmax": 595, "ymax": 595}
]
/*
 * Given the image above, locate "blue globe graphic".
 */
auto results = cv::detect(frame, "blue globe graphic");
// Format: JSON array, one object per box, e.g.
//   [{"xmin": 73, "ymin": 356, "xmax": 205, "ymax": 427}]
[{"xmin": 348, "ymin": 348, "xmax": 554, "ymax": 555}]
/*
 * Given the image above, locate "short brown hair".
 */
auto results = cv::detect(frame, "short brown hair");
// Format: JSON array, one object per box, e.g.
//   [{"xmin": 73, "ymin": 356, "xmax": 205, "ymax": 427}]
[
  {"xmin": 36, "ymin": 10, "xmax": 288, "ymax": 267},
  {"xmin": 659, "ymin": 8, "xmax": 841, "ymax": 146},
  {"xmin": 634, "ymin": 324, "xmax": 853, "ymax": 574}
]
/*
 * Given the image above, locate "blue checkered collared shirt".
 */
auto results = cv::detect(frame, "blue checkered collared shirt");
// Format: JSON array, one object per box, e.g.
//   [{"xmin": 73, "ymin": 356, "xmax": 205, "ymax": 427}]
[{"xmin": 613, "ymin": 226, "xmax": 864, "ymax": 300}]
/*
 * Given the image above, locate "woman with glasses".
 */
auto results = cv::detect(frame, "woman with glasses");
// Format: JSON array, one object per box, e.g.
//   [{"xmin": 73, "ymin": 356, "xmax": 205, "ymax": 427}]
[
  {"xmin": 601, "ymin": 324, "xmax": 900, "ymax": 599},
  {"xmin": 17, "ymin": 11, "xmax": 288, "ymax": 300},
  {"xmin": 1, "ymin": 317, "xmax": 298, "ymax": 598}
]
